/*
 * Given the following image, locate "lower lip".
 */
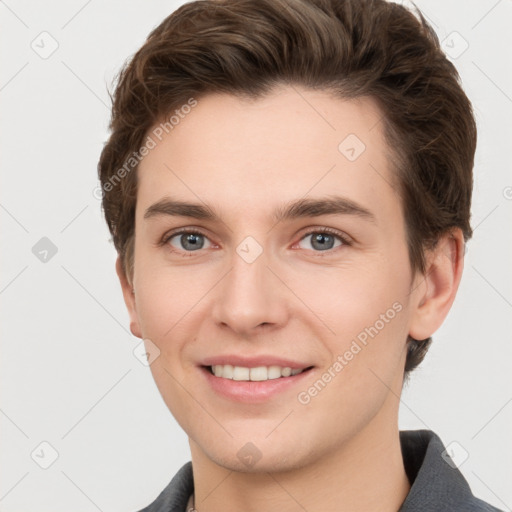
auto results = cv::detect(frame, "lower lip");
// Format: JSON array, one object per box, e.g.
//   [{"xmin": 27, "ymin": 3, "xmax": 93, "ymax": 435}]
[{"xmin": 200, "ymin": 366, "xmax": 314, "ymax": 403}]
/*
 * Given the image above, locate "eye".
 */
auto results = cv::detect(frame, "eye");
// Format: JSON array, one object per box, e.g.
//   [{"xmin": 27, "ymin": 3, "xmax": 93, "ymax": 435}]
[
  {"xmin": 159, "ymin": 227, "xmax": 351, "ymax": 256},
  {"xmin": 162, "ymin": 229, "xmax": 213, "ymax": 253},
  {"xmin": 295, "ymin": 228, "xmax": 350, "ymax": 253}
]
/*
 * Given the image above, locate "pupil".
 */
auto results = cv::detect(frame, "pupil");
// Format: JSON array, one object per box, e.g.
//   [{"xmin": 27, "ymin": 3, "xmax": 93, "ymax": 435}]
[
  {"xmin": 312, "ymin": 233, "xmax": 333, "ymax": 251},
  {"xmin": 182, "ymin": 233, "xmax": 203, "ymax": 250}
]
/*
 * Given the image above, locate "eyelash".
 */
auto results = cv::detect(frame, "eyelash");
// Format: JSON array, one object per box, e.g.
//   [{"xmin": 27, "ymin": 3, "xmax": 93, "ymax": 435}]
[{"xmin": 159, "ymin": 227, "xmax": 352, "ymax": 257}]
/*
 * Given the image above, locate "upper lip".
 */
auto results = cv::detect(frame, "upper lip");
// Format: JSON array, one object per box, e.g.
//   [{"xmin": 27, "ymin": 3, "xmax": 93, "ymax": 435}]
[{"xmin": 201, "ymin": 355, "xmax": 313, "ymax": 369}]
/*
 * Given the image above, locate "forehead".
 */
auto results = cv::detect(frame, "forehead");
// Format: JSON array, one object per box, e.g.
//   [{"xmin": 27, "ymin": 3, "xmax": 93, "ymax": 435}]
[{"xmin": 135, "ymin": 86, "xmax": 399, "ymax": 225}]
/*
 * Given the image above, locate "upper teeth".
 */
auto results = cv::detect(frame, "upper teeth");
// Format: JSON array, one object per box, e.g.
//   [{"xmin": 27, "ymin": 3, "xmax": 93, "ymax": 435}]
[{"xmin": 211, "ymin": 365, "xmax": 304, "ymax": 381}]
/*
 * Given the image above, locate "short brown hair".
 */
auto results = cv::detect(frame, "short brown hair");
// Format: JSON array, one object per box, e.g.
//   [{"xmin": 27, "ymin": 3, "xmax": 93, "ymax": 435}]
[{"xmin": 98, "ymin": 0, "xmax": 477, "ymax": 378}]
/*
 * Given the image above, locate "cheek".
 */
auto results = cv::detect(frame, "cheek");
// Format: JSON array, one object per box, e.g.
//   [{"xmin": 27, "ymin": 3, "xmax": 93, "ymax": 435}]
[
  {"xmin": 134, "ymin": 260, "xmax": 210, "ymax": 340},
  {"xmin": 286, "ymin": 257, "xmax": 408, "ymax": 336},
  {"xmin": 145, "ymin": 359, "xmax": 200, "ymax": 438},
  {"xmin": 289, "ymin": 259, "xmax": 410, "ymax": 392},
  {"xmin": 295, "ymin": 306, "xmax": 409, "ymax": 444}
]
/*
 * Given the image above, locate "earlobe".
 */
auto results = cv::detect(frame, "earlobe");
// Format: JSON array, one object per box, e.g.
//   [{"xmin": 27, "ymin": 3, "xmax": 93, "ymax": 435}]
[
  {"xmin": 408, "ymin": 229, "xmax": 465, "ymax": 341},
  {"xmin": 115, "ymin": 256, "xmax": 143, "ymax": 339}
]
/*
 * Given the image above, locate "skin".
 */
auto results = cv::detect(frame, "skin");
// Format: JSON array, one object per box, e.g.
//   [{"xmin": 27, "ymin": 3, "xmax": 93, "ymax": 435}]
[{"xmin": 116, "ymin": 85, "xmax": 464, "ymax": 512}]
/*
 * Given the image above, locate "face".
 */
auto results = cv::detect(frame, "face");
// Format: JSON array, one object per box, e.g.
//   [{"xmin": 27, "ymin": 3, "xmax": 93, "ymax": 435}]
[{"xmin": 120, "ymin": 85, "xmax": 428, "ymax": 473}]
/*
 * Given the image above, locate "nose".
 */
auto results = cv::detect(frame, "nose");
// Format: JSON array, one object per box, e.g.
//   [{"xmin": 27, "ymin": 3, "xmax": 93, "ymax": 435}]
[{"xmin": 211, "ymin": 242, "xmax": 289, "ymax": 337}]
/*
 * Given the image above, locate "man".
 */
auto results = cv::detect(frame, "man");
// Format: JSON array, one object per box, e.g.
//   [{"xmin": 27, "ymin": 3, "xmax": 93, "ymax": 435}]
[{"xmin": 98, "ymin": 0, "xmax": 502, "ymax": 510}]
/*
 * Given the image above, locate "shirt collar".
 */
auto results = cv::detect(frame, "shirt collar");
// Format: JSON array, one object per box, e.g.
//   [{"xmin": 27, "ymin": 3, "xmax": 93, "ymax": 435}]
[
  {"xmin": 143, "ymin": 429, "xmax": 495, "ymax": 511},
  {"xmin": 398, "ymin": 429, "xmax": 488, "ymax": 510}
]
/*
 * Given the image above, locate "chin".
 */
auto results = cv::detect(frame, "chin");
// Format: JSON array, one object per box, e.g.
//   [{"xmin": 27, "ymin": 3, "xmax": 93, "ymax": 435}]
[
  {"xmin": 213, "ymin": 452, "xmax": 303, "ymax": 474},
  {"xmin": 199, "ymin": 436, "xmax": 314, "ymax": 475}
]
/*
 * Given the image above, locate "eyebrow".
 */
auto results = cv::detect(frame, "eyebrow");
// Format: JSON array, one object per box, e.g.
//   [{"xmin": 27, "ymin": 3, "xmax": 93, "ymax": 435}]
[{"xmin": 144, "ymin": 195, "xmax": 376, "ymax": 224}]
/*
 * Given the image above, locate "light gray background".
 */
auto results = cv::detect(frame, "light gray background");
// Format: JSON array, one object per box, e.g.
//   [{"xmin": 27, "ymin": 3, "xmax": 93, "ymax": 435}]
[{"xmin": 1, "ymin": 1, "xmax": 511, "ymax": 511}]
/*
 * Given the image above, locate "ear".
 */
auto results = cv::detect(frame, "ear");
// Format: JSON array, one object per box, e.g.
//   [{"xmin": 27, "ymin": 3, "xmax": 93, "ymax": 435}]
[
  {"xmin": 408, "ymin": 229, "xmax": 465, "ymax": 341},
  {"xmin": 115, "ymin": 256, "xmax": 142, "ymax": 339}
]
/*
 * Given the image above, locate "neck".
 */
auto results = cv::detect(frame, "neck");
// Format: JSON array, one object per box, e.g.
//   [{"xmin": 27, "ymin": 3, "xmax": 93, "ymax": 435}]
[{"xmin": 188, "ymin": 406, "xmax": 410, "ymax": 512}]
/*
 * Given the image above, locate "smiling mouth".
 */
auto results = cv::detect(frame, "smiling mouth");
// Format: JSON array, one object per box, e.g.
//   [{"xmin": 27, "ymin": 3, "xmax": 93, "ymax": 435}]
[{"xmin": 204, "ymin": 364, "xmax": 314, "ymax": 381}]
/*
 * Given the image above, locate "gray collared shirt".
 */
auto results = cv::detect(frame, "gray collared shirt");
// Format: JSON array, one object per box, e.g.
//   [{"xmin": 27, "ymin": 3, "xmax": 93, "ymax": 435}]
[{"xmin": 136, "ymin": 429, "xmax": 503, "ymax": 512}]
